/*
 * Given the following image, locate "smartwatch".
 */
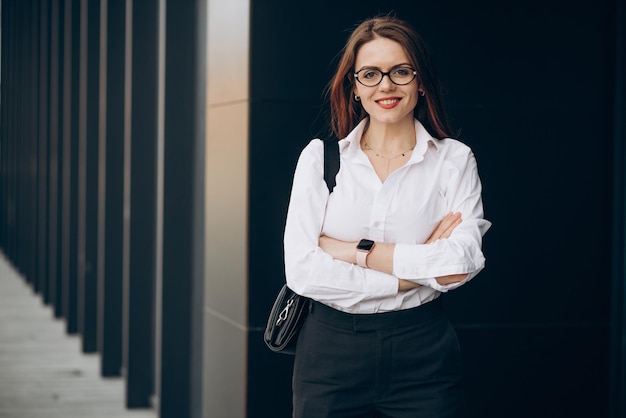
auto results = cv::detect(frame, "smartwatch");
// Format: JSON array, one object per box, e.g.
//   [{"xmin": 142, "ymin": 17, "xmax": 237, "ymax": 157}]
[{"xmin": 356, "ymin": 239, "xmax": 375, "ymax": 268}]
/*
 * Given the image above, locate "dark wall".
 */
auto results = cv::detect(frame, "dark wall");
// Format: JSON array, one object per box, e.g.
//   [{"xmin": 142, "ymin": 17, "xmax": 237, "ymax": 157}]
[
  {"xmin": 248, "ymin": 1, "xmax": 616, "ymax": 417},
  {"xmin": 434, "ymin": 3, "xmax": 614, "ymax": 417}
]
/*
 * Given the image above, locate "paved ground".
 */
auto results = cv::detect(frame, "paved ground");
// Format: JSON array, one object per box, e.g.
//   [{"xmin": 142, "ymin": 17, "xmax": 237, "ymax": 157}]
[{"xmin": 0, "ymin": 253, "xmax": 157, "ymax": 418}]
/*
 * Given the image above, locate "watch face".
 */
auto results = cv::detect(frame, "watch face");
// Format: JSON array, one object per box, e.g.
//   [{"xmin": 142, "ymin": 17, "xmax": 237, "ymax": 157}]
[{"xmin": 357, "ymin": 239, "xmax": 375, "ymax": 251}]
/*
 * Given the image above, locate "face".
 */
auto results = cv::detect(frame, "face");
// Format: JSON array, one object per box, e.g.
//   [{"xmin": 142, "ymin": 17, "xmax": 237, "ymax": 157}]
[{"xmin": 353, "ymin": 37, "xmax": 419, "ymax": 128}]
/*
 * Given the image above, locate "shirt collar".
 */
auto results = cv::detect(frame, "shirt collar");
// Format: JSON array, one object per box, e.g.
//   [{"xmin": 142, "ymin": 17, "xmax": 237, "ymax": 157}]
[
  {"xmin": 413, "ymin": 119, "xmax": 440, "ymax": 160},
  {"xmin": 340, "ymin": 118, "xmax": 439, "ymax": 162}
]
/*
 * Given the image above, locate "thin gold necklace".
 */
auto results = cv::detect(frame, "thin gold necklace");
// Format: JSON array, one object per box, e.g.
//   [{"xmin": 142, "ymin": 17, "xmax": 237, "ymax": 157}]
[{"xmin": 363, "ymin": 140, "xmax": 415, "ymax": 176}]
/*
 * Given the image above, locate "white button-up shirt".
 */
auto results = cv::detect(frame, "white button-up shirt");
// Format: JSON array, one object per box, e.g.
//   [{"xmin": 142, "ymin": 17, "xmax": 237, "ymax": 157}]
[{"xmin": 284, "ymin": 119, "xmax": 491, "ymax": 313}]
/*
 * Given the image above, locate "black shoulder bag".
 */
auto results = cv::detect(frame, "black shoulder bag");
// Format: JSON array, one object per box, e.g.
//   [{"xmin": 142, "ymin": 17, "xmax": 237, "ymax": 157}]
[{"xmin": 263, "ymin": 138, "xmax": 340, "ymax": 355}]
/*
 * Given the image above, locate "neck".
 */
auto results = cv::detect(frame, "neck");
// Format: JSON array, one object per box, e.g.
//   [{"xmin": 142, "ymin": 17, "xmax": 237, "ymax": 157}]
[{"xmin": 362, "ymin": 118, "xmax": 416, "ymax": 153}]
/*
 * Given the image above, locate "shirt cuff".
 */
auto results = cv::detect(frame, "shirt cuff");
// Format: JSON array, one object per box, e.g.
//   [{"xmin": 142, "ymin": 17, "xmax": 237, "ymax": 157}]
[
  {"xmin": 414, "ymin": 277, "xmax": 467, "ymax": 293},
  {"xmin": 393, "ymin": 242, "xmax": 482, "ymax": 279},
  {"xmin": 362, "ymin": 268, "xmax": 399, "ymax": 304},
  {"xmin": 308, "ymin": 247, "xmax": 398, "ymax": 302}
]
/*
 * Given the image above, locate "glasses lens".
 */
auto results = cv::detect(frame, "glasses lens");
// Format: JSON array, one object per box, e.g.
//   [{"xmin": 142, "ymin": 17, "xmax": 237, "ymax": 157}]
[
  {"xmin": 389, "ymin": 67, "xmax": 416, "ymax": 85},
  {"xmin": 356, "ymin": 69, "xmax": 382, "ymax": 87}
]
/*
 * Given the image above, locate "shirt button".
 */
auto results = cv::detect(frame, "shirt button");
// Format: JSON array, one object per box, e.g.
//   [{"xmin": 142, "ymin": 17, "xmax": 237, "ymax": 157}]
[{"xmin": 374, "ymin": 221, "xmax": 382, "ymax": 228}]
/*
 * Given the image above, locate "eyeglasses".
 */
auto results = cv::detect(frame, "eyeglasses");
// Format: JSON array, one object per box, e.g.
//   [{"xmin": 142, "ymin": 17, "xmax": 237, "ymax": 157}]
[{"xmin": 354, "ymin": 66, "xmax": 417, "ymax": 87}]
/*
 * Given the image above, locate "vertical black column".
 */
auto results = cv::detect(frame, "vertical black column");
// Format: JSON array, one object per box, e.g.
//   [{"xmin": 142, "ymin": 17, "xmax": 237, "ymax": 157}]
[
  {"xmin": 47, "ymin": 0, "xmax": 62, "ymax": 311},
  {"xmin": 77, "ymin": 0, "xmax": 100, "ymax": 351},
  {"xmin": 60, "ymin": 0, "xmax": 81, "ymax": 333},
  {"xmin": 1, "ymin": 0, "xmax": 14, "ymax": 254},
  {"xmin": 611, "ymin": 1, "xmax": 626, "ymax": 416},
  {"xmin": 160, "ymin": 0, "xmax": 205, "ymax": 416},
  {"xmin": 32, "ymin": 0, "xmax": 46, "ymax": 294},
  {"xmin": 99, "ymin": 0, "xmax": 126, "ymax": 377},
  {"xmin": 13, "ymin": 0, "xmax": 25, "ymax": 272},
  {"xmin": 26, "ymin": 0, "xmax": 37, "ymax": 279},
  {"xmin": 77, "ymin": 0, "xmax": 88, "ymax": 348},
  {"xmin": 68, "ymin": 0, "xmax": 81, "ymax": 333},
  {"xmin": 77, "ymin": 0, "xmax": 101, "ymax": 354},
  {"xmin": 84, "ymin": 0, "xmax": 101, "ymax": 353},
  {"xmin": 37, "ymin": 0, "xmax": 51, "ymax": 300},
  {"xmin": 0, "ymin": 0, "xmax": 7, "ymax": 250},
  {"xmin": 11, "ymin": 0, "xmax": 20, "ymax": 270},
  {"xmin": 3, "ymin": 0, "xmax": 17, "ymax": 262},
  {"xmin": 0, "ymin": 0, "xmax": 7, "ymax": 251},
  {"xmin": 4, "ymin": 0, "xmax": 15, "ymax": 256},
  {"xmin": 124, "ymin": 0, "xmax": 158, "ymax": 407},
  {"xmin": 27, "ymin": 0, "xmax": 41, "ymax": 287},
  {"xmin": 54, "ymin": 0, "xmax": 67, "ymax": 318}
]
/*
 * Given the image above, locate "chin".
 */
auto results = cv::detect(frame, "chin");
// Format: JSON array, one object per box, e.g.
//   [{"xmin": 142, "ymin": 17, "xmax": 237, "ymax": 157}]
[{"xmin": 370, "ymin": 113, "xmax": 414, "ymax": 126}]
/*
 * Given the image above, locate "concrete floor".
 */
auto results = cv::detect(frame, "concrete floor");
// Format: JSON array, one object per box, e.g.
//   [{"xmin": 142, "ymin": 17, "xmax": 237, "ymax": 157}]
[{"xmin": 0, "ymin": 253, "xmax": 157, "ymax": 418}]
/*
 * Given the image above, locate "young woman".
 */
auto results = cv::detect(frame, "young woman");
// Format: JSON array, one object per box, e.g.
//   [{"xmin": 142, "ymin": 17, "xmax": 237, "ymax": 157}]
[{"xmin": 283, "ymin": 15, "xmax": 491, "ymax": 418}]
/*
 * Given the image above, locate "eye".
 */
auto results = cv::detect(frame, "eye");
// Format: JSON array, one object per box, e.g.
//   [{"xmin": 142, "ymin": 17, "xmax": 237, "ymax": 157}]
[
  {"xmin": 392, "ymin": 67, "xmax": 412, "ymax": 77},
  {"xmin": 362, "ymin": 70, "xmax": 380, "ymax": 79}
]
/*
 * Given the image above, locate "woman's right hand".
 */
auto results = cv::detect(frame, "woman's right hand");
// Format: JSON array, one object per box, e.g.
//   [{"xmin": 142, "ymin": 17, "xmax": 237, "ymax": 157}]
[
  {"xmin": 424, "ymin": 212, "xmax": 462, "ymax": 244},
  {"xmin": 398, "ymin": 212, "xmax": 463, "ymax": 291}
]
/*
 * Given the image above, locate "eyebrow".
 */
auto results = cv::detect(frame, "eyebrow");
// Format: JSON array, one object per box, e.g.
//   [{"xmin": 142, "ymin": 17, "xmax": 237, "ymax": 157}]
[{"xmin": 356, "ymin": 63, "xmax": 413, "ymax": 72}]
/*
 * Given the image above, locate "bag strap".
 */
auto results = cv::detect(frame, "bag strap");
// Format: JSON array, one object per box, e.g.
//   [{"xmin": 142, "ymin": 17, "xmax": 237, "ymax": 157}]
[{"xmin": 323, "ymin": 138, "xmax": 340, "ymax": 193}]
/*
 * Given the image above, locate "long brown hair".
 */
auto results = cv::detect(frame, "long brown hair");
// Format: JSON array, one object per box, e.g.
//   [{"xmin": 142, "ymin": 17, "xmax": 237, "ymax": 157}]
[{"xmin": 328, "ymin": 16, "xmax": 453, "ymax": 139}]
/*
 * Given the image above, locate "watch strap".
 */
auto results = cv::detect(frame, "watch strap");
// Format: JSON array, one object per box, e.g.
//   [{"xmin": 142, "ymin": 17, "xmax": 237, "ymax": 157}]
[{"xmin": 356, "ymin": 249, "xmax": 369, "ymax": 268}]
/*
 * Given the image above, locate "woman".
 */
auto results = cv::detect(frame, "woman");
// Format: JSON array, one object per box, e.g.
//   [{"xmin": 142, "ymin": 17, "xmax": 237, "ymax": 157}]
[{"xmin": 284, "ymin": 15, "xmax": 491, "ymax": 418}]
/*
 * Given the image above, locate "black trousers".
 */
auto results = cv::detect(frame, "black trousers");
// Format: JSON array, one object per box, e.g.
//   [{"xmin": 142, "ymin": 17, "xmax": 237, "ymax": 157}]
[{"xmin": 292, "ymin": 297, "xmax": 465, "ymax": 418}]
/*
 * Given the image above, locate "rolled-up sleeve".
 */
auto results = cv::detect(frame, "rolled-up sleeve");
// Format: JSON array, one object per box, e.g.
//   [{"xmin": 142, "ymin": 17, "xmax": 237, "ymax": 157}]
[
  {"xmin": 284, "ymin": 139, "xmax": 399, "ymax": 311},
  {"xmin": 392, "ymin": 148, "xmax": 491, "ymax": 292}
]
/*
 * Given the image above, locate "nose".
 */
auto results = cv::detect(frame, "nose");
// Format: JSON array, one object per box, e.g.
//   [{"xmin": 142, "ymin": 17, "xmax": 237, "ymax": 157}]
[{"xmin": 378, "ymin": 74, "xmax": 395, "ymax": 90}]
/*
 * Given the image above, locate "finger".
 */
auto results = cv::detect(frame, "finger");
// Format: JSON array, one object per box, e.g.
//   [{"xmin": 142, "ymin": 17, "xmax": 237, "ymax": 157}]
[
  {"xmin": 426, "ymin": 212, "xmax": 456, "ymax": 241},
  {"xmin": 438, "ymin": 215, "xmax": 463, "ymax": 240},
  {"xmin": 425, "ymin": 212, "xmax": 461, "ymax": 243}
]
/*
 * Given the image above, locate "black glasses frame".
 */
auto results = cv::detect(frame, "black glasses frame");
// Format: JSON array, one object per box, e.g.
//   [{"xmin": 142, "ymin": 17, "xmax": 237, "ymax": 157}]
[{"xmin": 354, "ymin": 67, "xmax": 417, "ymax": 87}]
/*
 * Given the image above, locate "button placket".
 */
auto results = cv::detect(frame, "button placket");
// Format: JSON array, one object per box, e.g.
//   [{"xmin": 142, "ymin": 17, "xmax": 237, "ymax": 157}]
[{"xmin": 368, "ymin": 175, "xmax": 400, "ymax": 242}]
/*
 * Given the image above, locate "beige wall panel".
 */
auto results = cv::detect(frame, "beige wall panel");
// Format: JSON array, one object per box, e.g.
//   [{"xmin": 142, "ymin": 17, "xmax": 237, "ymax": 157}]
[
  {"xmin": 204, "ymin": 1, "xmax": 250, "ymax": 415},
  {"xmin": 207, "ymin": 0, "xmax": 250, "ymax": 106},
  {"xmin": 203, "ymin": 311, "xmax": 247, "ymax": 417},
  {"xmin": 205, "ymin": 102, "xmax": 248, "ymax": 326}
]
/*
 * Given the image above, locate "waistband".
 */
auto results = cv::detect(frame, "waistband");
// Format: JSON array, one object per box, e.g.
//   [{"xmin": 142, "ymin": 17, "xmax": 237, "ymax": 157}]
[{"xmin": 309, "ymin": 297, "xmax": 443, "ymax": 332}]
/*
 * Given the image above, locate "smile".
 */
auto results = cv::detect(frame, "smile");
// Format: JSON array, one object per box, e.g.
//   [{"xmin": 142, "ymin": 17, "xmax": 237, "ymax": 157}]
[{"xmin": 375, "ymin": 98, "xmax": 401, "ymax": 109}]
